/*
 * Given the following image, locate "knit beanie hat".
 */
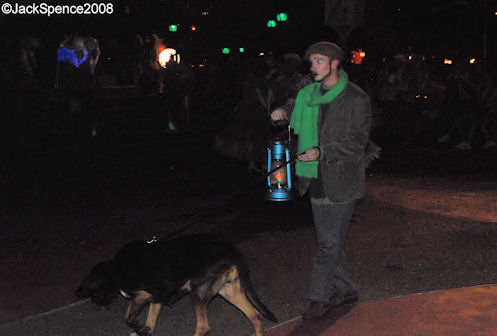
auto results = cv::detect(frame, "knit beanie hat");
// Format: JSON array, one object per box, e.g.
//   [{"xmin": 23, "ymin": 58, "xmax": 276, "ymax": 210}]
[{"xmin": 304, "ymin": 42, "xmax": 344, "ymax": 63}]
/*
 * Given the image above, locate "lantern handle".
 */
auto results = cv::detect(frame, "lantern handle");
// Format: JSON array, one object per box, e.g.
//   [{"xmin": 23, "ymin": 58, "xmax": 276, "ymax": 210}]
[{"xmin": 265, "ymin": 153, "xmax": 303, "ymax": 176}]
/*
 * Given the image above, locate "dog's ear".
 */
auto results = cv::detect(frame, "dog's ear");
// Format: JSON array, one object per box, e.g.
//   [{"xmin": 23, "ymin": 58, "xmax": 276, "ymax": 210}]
[{"xmin": 75, "ymin": 261, "xmax": 115, "ymax": 298}]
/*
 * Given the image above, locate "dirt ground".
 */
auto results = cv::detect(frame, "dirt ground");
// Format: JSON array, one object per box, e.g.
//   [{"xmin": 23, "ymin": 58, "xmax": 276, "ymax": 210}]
[{"xmin": 1, "ymin": 134, "xmax": 497, "ymax": 326}]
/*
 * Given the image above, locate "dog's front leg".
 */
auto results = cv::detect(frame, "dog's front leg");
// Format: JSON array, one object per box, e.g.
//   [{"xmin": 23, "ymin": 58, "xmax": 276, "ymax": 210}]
[
  {"xmin": 126, "ymin": 302, "xmax": 148, "ymax": 333},
  {"xmin": 142, "ymin": 302, "xmax": 163, "ymax": 335},
  {"xmin": 125, "ymin": 290, "xmax": 153, "ymax": 333},
  {"xmin": 190, "ymin": 293, "xmax": 211, "ymax": 336}
]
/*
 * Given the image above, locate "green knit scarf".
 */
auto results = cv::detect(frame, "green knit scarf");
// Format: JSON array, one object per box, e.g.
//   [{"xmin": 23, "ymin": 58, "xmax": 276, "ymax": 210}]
[{"xmin": 290, "ymin": 69, "xmax": 348, "ymax": 178}]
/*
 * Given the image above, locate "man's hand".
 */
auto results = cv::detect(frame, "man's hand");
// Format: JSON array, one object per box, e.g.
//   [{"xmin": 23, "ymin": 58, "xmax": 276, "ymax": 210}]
[
  {"xmin": 298, "ymin": 147, "xmax": 320, "ymax": 161},
  {"xmin": 270, "ymin": 108, "xmax": 288, "ymax": 121}
]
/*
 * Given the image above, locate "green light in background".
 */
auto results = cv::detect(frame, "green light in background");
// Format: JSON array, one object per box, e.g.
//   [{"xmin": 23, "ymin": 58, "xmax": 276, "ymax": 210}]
[
  {"xmin": 169, "ymin": 25, "xmax": 178, "ymax": 32},
  {"xmin": 222, "ymin": 48, "xmax": 230, "ymax": 54},
  {"xmin": 267, "ymin": 20, "xmax": 276, "ymax": 28},
  {"xmin": 239, "ymin": 47, "xmax": 245, "ymax": 53},
  {"xmin": 276, "ymin": 13, "xmax": 287, "ymax": 21}
]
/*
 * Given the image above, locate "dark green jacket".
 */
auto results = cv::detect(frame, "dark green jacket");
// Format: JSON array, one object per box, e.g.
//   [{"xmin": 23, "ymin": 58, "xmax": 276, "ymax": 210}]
[{"xmin": 296, "ymin": 81, "xmax": 372, "ymax": 202}]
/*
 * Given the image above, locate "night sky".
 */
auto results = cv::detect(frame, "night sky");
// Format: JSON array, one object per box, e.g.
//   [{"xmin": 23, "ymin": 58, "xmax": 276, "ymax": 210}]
[{"xmin": 3, "ymin": 0, "xmax": 496, "ymax": 62}]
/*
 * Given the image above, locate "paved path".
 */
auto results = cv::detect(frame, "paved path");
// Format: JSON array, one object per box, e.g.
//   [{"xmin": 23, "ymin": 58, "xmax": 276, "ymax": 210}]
[
  {"xmin": 367, "ymin": 175, "xmax": 497, "ymax": 223},
  {"xmin": 266, "ymin": 284, "xmax": 497, "ymax": 336},
  {"xmin": 2, "ymin": 175, "xmax": 496, "ymax": 336}
]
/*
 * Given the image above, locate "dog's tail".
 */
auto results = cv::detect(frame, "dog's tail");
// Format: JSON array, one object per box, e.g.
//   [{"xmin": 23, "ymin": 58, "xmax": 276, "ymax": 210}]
[{"xmin": 240, "ymin": 264, "xmax": 278, "ymax": 322}]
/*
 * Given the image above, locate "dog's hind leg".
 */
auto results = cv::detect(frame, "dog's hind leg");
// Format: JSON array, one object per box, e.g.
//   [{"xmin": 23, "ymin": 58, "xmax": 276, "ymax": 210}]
[
  {"xmin": 190, "ymin": 292, "xmax": 211, "ymax": 336},
  {"xmin": 218, "ymin": 276, "xmax": 266, "ymax": 336}
]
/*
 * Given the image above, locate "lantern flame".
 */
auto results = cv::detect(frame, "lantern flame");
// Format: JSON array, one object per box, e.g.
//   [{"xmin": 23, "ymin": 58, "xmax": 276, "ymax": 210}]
[{"xmin": 274, "ymin": 171, "xmax": 285, "ymax": 181}]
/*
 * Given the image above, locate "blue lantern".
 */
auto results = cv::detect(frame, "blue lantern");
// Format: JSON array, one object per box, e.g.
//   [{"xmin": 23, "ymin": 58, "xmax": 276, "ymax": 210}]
[{"xmin": 266, "ymin": 140, "xmax": 293, "ymax": 201}]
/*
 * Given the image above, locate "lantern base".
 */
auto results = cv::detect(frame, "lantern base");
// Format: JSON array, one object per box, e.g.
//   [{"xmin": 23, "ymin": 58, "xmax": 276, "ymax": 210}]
[{"xmin": 265, "ymin": 188, "xmax": 293, "ymax": 202}]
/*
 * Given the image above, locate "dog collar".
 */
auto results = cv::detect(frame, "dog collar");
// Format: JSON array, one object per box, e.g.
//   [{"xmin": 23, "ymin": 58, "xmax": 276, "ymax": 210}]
[{"xmin": 119, "ymin": 289, "xmax": 131, "ymax": 299}]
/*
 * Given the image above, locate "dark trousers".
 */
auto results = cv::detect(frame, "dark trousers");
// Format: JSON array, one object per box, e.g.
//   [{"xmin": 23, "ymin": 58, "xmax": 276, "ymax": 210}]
[{"xmin": 306, "ymin": 200, "xmax": 356, "ymax": 302}]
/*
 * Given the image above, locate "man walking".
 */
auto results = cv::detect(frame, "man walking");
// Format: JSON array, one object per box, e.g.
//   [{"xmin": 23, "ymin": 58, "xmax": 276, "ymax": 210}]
[{"xmin": 271, "ymin": 42, "xmax": 372, "ymax": 320}]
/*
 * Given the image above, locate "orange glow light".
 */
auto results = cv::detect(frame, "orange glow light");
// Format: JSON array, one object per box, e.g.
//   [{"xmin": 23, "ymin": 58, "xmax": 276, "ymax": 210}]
[
  {"xmin": 351, "ymin": 49, "xmax": 365, "ymax": 64},
  {"xmin": 274, "ymin": 171, "xmax": 285, "ymax": 181},
  {"xmin": 159, "ymin": 48, "xmax": 179, "ymax": 68}
]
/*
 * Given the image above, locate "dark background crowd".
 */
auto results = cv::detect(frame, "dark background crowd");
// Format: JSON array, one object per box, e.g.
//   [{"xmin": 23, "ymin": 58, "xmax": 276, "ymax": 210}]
[{"xmin": 2, "ymin": 0, "xmax": 497, "ymax": 165}]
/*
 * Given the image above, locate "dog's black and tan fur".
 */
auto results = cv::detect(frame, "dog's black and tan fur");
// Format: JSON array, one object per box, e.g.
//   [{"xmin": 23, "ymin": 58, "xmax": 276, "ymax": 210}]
[{"xmin": 76, "ymin": 234, "xmax": 277, "ymax": 336}]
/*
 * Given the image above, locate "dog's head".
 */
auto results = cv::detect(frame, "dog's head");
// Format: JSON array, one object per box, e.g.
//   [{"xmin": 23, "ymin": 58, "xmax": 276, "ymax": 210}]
[{"xmin": 76, "ymin": 261, "xmax": 119, "ymax": 307}]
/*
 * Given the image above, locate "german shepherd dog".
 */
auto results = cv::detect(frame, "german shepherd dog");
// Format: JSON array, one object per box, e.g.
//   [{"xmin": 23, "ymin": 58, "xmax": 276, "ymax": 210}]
[{"xmin": 76, "ymin": 234, "xmax": 277, "ymax": 336}]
